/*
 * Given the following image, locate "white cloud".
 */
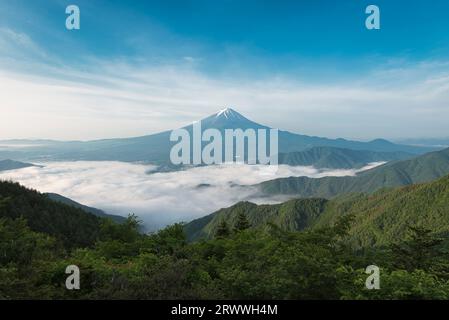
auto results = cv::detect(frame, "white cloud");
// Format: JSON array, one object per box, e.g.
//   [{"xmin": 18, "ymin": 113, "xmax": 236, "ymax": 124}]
[
  {"xmin": 0, "ymin": 28, "xmax": 48, "ymax": 60},
  {"xmin": 1, "ymin": 28, "xmax": 449, "ymax": 141},
  {"xmin": 0, "ymin": 161, "xmax": 382, "ymax": 230}
]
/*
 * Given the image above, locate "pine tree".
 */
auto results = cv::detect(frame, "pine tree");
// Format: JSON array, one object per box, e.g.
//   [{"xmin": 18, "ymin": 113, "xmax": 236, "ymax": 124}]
[
  {"xmin": 392, "ymin": 225, "xmax": 444, "ymax": 271},
  {"xmin": 215, "ymin": 220, "xmax": 230, "ymax": 238},
  {"xmin": 234, "ymin": 212, "xmax": 251, "ymax": 232}
]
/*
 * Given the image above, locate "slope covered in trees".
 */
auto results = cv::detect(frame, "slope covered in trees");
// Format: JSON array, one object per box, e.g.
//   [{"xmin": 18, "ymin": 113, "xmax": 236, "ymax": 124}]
[
  {"xmin": 315, "ymin": 174, "xmax": 449, "ymax": 248},
  {"xmin": 2, "ymin": 203, "xmax": 449, "ymax": 299},
  {"xmin": 0, "ymin": 181, "xmax": 104, "ymax": 248},
  {"xmin": 278, "ymin": 146, "xmax": 411, "ymax": 169},
  {"xmin": 2, "ymin": 179, "xmax": 449, "ymax": 299},
  {"xmin": 46, "ymin": 193, "xmax": 127, "ymax": 224},
  {"xmin": 185, "ymin": 198, "xmax": 327, "ymax": 241},
  {"xmin": 258, "ymin": 147, "xmax": 449, "ymax": 198},
  {"xmin": 186, "ymin": 174, "xmax": 449, "ymax": 248}
]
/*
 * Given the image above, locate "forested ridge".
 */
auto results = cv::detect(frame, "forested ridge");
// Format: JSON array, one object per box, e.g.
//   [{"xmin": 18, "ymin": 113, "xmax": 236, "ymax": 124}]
[
  {"xmin": 186, "ymin": 175, "xmax": 449, "ymax": 248},
  {"xmin": 1, "ymin": 179, "xmax": 449, "ymax": 299},
  {"xmin": 0, "ymin": 181, "xmax": 102, "ymax": 249},
  {"xmin": 278, "ymin": 146, "xmax": 411, "ymax": 169},
  {"xmin": 258, "ymin": 147, "xmax": 449, "ymax": 198}
]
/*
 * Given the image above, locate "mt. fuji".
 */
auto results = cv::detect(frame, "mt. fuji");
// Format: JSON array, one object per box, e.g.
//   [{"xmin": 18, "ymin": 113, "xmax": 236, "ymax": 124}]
[
  {"xmin": 0, "ymin": 108, "xmax": 439, "ymax": 167},
  {"xmin": 200, "ymin": 108, "xmax": 267, "ymax": 130}
]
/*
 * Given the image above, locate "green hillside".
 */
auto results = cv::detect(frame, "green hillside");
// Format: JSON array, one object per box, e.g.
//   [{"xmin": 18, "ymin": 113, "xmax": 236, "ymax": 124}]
[
  {"xmin": 46, "ymin": 192, "xmax": 127, "ymax": 224},
  {"xmin": 0, "ymin": 180, "xmax": 103, "ymax": 248},
  {"xmin": 316, "ymin": 174, "xmax": 449, "ymax": 248},
  {"xmin": 258, "ymin": 147, "xmax": 449, "ymax": 198},
  {"xmin": 2, "ymin": 179, "xmax": 449, "ymax": 299},
  {"xmin": 186, "ymin": 174, "xmax": 449, "ymax": 247},
  {"xmin": 185, "ymin": 198, "xmax": 327, "ymax": 241},
  {"xmin": 279, "ymin": 146, "xmax": 412, "ymax": 169}
]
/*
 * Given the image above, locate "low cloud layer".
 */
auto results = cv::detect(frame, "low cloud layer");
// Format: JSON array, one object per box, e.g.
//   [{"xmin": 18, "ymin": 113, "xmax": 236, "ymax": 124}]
[{"xmin": 0, "ymin": 161, "xmax": 382, "ymax": 230}]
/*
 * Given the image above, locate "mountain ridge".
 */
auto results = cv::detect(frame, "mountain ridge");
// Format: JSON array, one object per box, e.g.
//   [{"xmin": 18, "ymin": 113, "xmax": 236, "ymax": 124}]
[
  {"xmin": 185, "ymin": 174, "xmax": 449, "ymax": 247},
  {"xmin": 278, "ymin": 146, "xmax": 412, "ymax": 169},
  {"xmin": 256, "ymin": 147, "xmax": 449, "ymax": 198},
  {"xmin": 0, "ymin": 159, "xmax": 37, "ymax": 172},
  {"xmin": 0, "ymin": 180, "xmax": 103, "ymax": 248},
  {"xmin": 0, "ymin": 108, "xmax": 438, "ymax": 165},
  {"xmin": 45, "ymin": 193, "xmax": 127, "ymax": 224}
]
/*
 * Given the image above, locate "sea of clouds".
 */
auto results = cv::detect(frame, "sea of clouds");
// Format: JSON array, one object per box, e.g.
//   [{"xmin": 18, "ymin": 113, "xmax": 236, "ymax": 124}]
[{"xmin": 0, "ymin": 161, "xmax": 383, "ymax": 230}]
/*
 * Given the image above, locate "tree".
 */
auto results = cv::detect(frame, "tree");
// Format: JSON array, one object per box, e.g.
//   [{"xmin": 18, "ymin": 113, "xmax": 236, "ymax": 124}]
[
  {"xmin": 215, "ymin": 220, "xmax": 230, "ymax": 238},
  {"xmin": 233, "ymin": 212, "xmax": 251, "ymax": 232},
  {"xmin": 392, "ymin": 225, "xmax": 444, "ymax": 271},
  {"xmin": 151, "ymin": 223, "xmax": 187, "ymax": 256}
]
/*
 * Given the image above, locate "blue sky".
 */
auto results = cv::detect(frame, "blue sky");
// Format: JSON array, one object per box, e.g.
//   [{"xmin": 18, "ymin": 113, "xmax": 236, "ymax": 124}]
[
  {"xmin": 4, "ymin": 0, "xmax": 449, "ymax": 75},
  {"xmin": 1, "ymin": 0, "xmax": 449, "ymax": 140}
]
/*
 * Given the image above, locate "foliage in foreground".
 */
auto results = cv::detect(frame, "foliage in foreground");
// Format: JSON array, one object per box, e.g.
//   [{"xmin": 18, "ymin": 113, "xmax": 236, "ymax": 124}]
[{"xmin": 1, "ymin": 213, "xmax": 449, "ymax": 300}]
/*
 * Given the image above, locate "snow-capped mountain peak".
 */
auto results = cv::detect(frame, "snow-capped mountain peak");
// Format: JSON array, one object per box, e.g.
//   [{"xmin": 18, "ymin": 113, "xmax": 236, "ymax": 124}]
[
  {"xmin": 215, "ymin": 107, "xmax": 244, "ymax": 120},
  {"xmin": 200, "ymin": 107, "xmax": 267, "ymax": 130}
]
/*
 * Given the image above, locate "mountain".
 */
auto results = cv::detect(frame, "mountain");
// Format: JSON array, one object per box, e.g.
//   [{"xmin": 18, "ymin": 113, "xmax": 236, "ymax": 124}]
[
  {"xmin": 395, "ymin": 138, "xmax": 449, "ymax": 148},
  {"xmin": 45, "ymin": 193, "xmax": 127, "ymax": 224},
  {"xmin": 0, "ymin": 180, "xmax": 103, "ymax": 248},
  {"xmin": 279, "ymin": 146, "xmax": 412, "ymax": 169},
  {"xmin": 200, "ymin": 107, "xmax": 268, "ymax": 130},
  {"xmin": 0, "ymin": 108, "xmax": 437, "ymax": 166},
  {"xmin": 184, "ymin": 198, "xmax": 327, "ymax": 241},
  {"xmin": 185, "ymin": 174, "xmax": 449, "ymax": 247},
  {"xmin": 0, "ymin": 159, "xmax": 37, "ymax": 172},
  {"xmin": 257, "ymin": 147, "xmax": 449, "ymax": 198}
]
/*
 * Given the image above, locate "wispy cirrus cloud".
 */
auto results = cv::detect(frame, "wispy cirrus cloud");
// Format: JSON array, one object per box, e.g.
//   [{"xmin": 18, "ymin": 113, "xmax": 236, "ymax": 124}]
[
  {"xmin": 0, "ymin": 28, "xmax": 49, "ymax": 61},
  {"xmin": 1, "ymin": 26, "xmax": 449, "ymax": 141}
]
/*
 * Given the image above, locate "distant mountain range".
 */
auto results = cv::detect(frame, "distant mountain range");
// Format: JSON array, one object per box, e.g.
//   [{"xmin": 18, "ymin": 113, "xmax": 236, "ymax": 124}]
[
  {"xmin": 395, "ymin": 138, "xmax": 449, "ymax": 148},
  {"xmin": 278, "ymin": 146, "xmax": 412, "ymax": 169},
  {"xmin": 185, "ymin": 173, "xmax": 449, "ymax": 246},
  {"xmin": 256, "ymin": 147, "xmax": 449, "ymax": 198},
  {"xmin": 0, "ymin": 108, "xmax": 438, "ymax": 168},
  {"xmin": 0, "ymin": 159, "xmax": 37, "ymax": 172}
]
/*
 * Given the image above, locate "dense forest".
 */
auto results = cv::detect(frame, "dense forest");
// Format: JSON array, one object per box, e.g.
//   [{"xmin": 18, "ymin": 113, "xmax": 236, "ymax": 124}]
[
  {"xmin": 278, "ymin": 146, "xmax": 411, "ymax": 169},
  {"xmin": 258, "ymin": 147, "xmax": 449, "ymax": 197},
  {"xmin": 186, "ymin": 174, "xmax": 449, "ymax": 247},
  {"xmin": 1, "ymin": 179, "xmax": 449, "ymax": 299}
]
